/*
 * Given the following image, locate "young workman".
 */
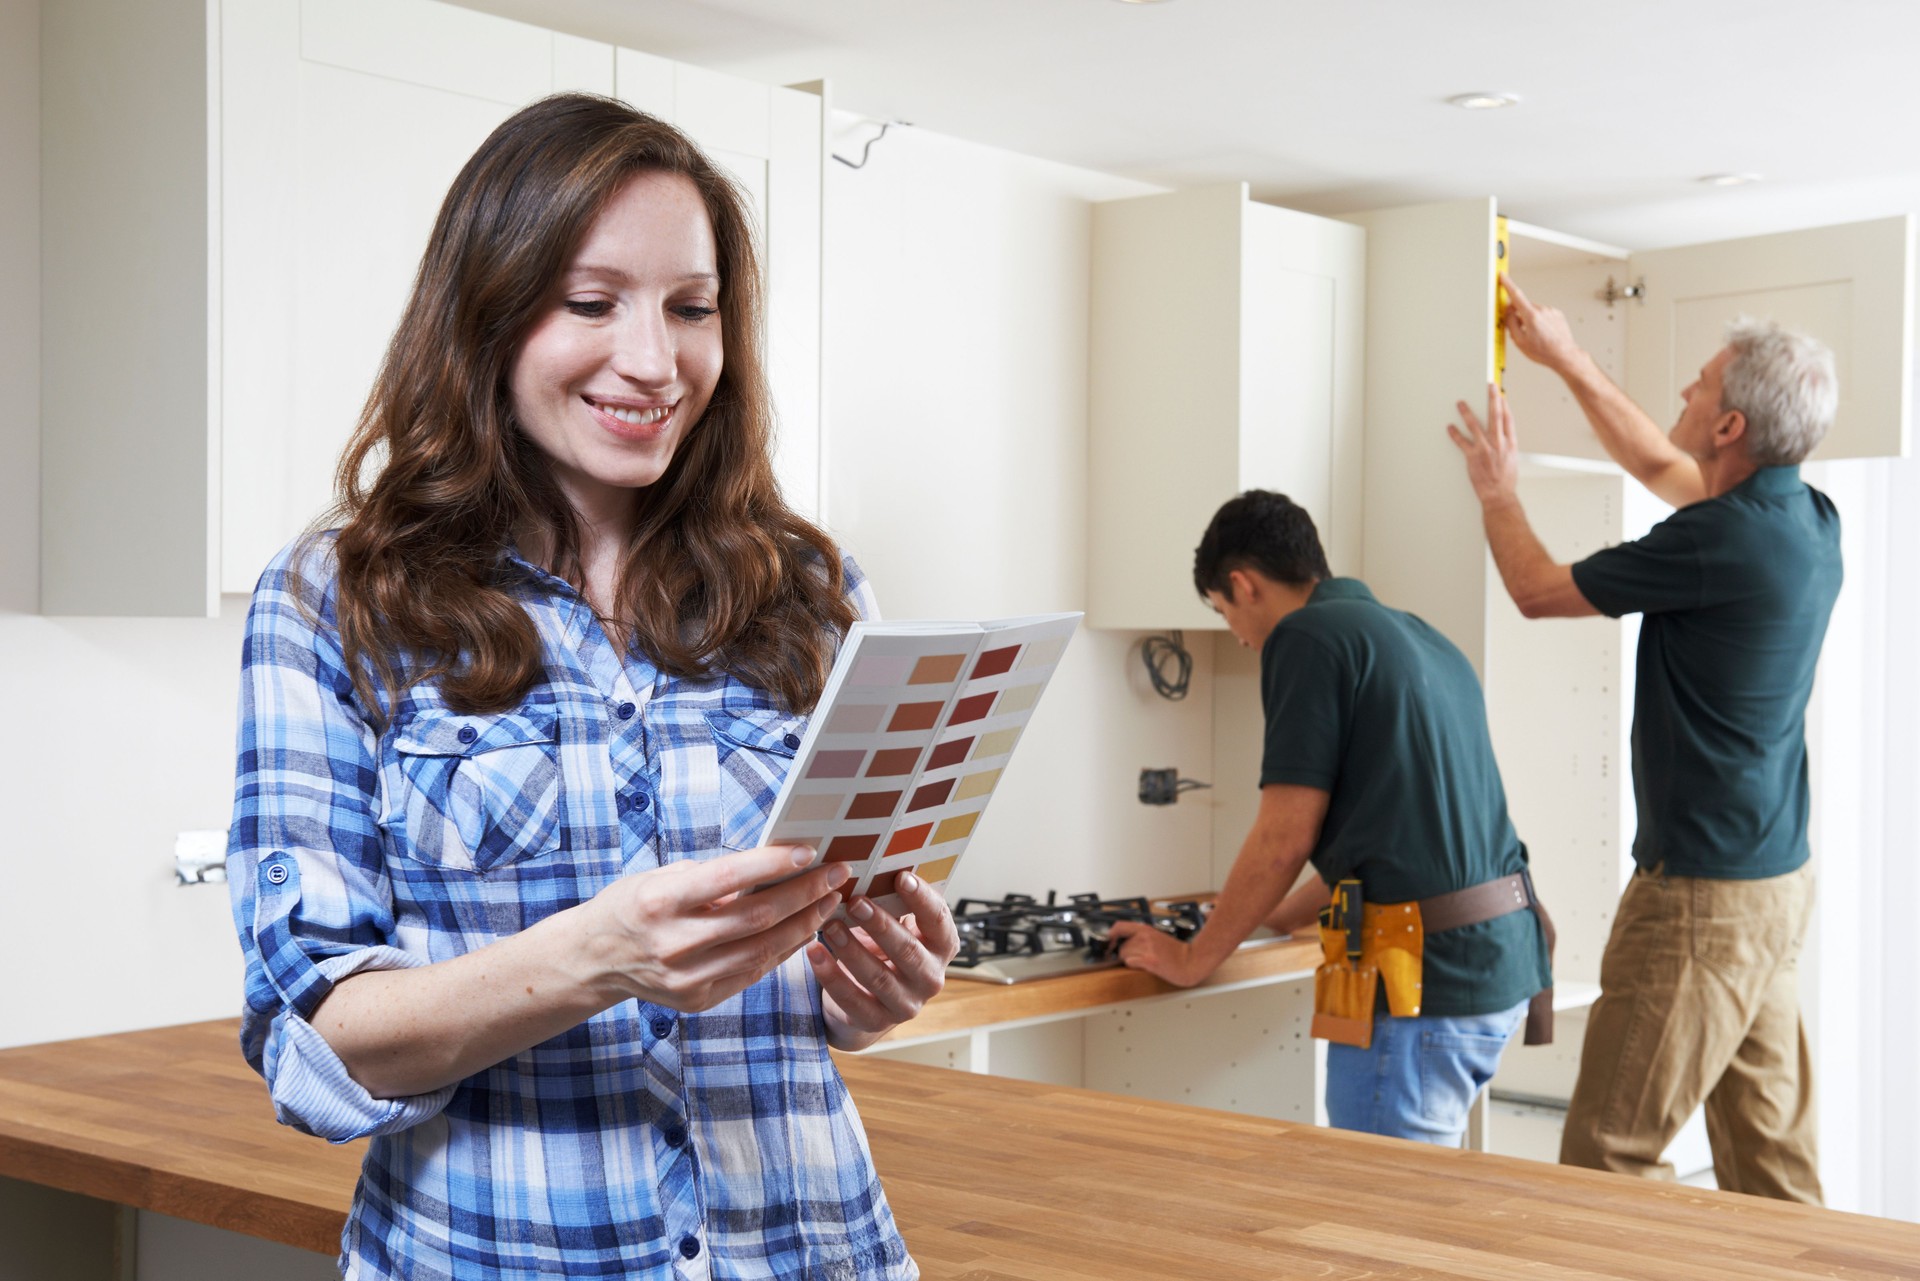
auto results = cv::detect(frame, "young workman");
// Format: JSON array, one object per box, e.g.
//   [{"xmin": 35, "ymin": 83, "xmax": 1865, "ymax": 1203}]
[
  {"xmin": 1449, "ymin": 281, "xmax": 1839, "ymax": 1202},
  {"xmin": 1108, "ymin": 491, "xmax": 1552, "ymax": 1146}
]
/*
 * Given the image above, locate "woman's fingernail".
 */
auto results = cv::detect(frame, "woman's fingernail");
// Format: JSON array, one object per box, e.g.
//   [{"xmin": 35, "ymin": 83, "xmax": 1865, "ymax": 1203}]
[
  {"xmin": 826, "ymin": 922, "xmax": 850, "ymax": 946},
  {"xmin": 850, "ymin": 897, "xmax": 876, "ymax": 921},
  {"xmin": 825, "ymin": 863, "xmax": 850, "ymax": 888},
  {"xmin": 899, "ymin": 871, "xmax": 920, "ymax": 893},
  {"xmin": 790, "ymin": 845, "xmax": 816, "ymax": 867}
]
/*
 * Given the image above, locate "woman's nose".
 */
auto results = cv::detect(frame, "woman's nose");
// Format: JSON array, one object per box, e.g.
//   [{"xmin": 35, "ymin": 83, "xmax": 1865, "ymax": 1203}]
[{"xmin": 610, "ymin": 309, "xmax": 675, "ymax": 385}]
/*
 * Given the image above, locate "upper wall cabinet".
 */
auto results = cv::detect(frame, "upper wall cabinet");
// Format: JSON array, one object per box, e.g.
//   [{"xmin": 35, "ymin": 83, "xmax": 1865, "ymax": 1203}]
[
  {"xmin": 1349, "ymin": 200, "xmax": 1914, "ymax": 673},
  {"xmin": 611, "ymin": 51, "xmax": 826, "ymax": 526},
  {"xmin": 1087, "ymin": 184, "xmax": 1365, "ymax": 630},
  {"xmin": 40, "ymin": 0, "xmax": 823, "ymax": 616}
]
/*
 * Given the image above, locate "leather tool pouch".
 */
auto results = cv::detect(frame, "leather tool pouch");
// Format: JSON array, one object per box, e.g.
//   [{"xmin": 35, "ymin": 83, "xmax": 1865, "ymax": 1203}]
[{"xmin": 1312, "ymin": 881, "xmax": 1426, "ymax": 1048}]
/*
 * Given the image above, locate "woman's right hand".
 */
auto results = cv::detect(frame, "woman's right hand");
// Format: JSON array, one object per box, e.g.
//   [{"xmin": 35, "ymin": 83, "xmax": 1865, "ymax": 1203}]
[{"xmin": 581, "ymin": 844, "xmax": 849, "ymax": 1013}]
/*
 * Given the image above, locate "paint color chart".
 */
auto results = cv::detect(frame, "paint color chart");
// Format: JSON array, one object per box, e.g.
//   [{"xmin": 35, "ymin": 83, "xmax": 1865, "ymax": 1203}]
[{"xmin": 763, "ymin": 612, "xmax": 1082, "ymax": 915}]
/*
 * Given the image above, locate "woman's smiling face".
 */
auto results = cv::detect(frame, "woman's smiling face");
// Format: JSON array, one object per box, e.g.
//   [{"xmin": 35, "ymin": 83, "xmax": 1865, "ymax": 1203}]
[{"xmin": 507, "ymin": 169, "xmax": 724, "ymax": 522}]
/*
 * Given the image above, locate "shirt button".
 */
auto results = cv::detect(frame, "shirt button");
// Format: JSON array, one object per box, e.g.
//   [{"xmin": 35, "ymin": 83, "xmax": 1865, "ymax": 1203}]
[
  {"xmin": 679, "ymin": 1236, "xmax": 701, "ymax": 1260},
  {"xmin": 651, "ymin": 1015, "xmax": 674, "ymax": 1039},
  {"xmin": 783, "ymin": 733, "xmax": 801, "ymax": 749},
  {"xmin": 628, "ymin": 792, "xmax": 650, "ymax": 813},
  {"xmin": 264, "ymin": 863, "xmax": 289, "ymax": 886},
  {"xmin": 616, "ymin": 701, "xmax": 636, "ymax": 720},
  {"xmin": 664, "ymin": 1123, "xmax": 687, "ymax": 1148},
  {"xmin": 456, "ymin": 725, "xmax": 477, "ymax": 744}
]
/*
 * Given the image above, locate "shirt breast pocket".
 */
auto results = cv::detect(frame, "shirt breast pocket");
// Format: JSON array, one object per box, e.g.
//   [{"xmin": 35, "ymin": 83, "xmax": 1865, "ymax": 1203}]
[
  {"xmin": 704, "ymin": 707, "xmax": 805, "ymax": 852},
  {"xmin": 387, "ymin": 705, "xmax": 564, "ymax": 874}
]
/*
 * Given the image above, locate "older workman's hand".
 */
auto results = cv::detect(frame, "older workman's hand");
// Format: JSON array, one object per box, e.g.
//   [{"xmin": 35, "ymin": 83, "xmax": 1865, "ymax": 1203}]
[
  {"xmin": 1448, "ymin": 382, "xmax": 1522, "ymax": 508},
  {"xmin": 1107, "ymin": 921, "xmax": 1210, "ymax": 988},
  {"xmin": 807, "ymin": 870, "xmax": 960, "ymax": 1052},
  {"xmin": 1499, "ymin": 273, "xmax": 1589, "ymax": 377}
]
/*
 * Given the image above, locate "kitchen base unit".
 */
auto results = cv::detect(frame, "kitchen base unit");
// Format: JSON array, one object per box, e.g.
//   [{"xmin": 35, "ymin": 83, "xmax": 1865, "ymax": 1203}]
[{"xmin": 1, "ymin": 1020, "xmax": 1914, "ymax": 1280}]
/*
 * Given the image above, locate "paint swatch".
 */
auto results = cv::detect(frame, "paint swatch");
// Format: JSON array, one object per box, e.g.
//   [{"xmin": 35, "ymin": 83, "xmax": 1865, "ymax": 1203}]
[{"xmin": 755, "ymin": 611, "xmax": 1082, "ymax": 916}]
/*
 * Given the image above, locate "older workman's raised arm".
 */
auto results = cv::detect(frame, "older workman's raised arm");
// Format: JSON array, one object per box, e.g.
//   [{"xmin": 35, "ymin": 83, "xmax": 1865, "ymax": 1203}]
[{"xmin": 1496, "ymin": 272, "xmax": 1708, "ymax": 509}]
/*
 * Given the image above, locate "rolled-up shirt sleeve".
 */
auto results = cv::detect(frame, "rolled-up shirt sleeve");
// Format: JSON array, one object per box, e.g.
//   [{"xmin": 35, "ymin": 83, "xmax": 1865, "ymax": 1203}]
[{"xmin": 227, "ymin": 539, "xmax": 455, "ymax": 1142}]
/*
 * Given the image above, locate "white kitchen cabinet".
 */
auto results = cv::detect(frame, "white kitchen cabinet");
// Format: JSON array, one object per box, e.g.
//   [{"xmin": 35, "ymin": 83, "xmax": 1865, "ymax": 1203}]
[
  {"xmin": 1086, "ymin": 184, "xmax": 1365, "ymax": 631},
  {"xmin": 611, "ymin": 52, "xmax": 826, "ymax": 524},
  {"xmin": 41, "ymin": 0, "xmax": 824, "ymax": 616}
]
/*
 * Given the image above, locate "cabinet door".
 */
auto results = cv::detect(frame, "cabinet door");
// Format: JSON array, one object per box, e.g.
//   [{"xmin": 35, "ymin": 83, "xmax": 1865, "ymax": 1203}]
[
  {"xmin": 1088, "ymin": 186, "xmax": 1363, "ymax": 630},
  {"xmin": 1347, "ymin": 198, "xmax": 1498, "ymax": 672},
  {"xmin": 221, "ymin": 0, "xmax": 614, "ymax": 595},
  {"xmin": 1625, "ymin": 216, "xmax": 1914, "ymax": 461},
  {"xmin": 614, "ymin": 51, "xmax": 825, "ymax": 521}
]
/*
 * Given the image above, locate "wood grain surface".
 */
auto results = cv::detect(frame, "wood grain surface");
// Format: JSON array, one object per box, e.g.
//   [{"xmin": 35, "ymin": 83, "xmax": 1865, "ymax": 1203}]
[{"xmin": 2, "ymin": 1020, "xmax": 1916, "ymax": 1279}]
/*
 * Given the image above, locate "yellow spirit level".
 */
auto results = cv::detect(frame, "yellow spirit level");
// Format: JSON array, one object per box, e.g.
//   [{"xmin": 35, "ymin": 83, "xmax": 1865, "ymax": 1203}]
[{"xmin": 1493, "ymin": 214, "xmax": 1510, "ymax": 389}]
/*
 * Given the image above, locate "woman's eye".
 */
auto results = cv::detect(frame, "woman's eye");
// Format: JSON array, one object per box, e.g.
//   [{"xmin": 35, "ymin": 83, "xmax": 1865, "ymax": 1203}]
[
  {"xmin": 675, "ymin": 304, "xmax": 720, "ymax": 322},
  {"xmin": 564, "ymin": 299, "xmax": 613, "ymax": 318}
]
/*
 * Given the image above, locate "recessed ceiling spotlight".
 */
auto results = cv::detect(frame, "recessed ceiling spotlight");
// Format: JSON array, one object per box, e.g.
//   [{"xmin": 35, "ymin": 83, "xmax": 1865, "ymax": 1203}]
[
  {"xmin": 1447, "ymin": 92, "xmax": 1521, "ymax": 110},
  {"xmin": 1698, "ymin": 172, "xmax": 1762, "ymax": 187}
]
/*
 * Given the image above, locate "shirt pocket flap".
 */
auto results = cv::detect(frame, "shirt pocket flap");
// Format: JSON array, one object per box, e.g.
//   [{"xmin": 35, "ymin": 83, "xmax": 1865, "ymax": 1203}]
[
  {"xmin": 703, "ymin": 708, "xmax": 804, "ymax": 758},
  {"xmin": 395, "ymin": 707, "xmax": 560, "ymax": 758}
]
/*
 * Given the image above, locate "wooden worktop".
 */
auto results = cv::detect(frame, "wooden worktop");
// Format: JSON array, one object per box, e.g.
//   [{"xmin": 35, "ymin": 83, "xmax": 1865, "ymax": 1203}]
[
  {"xmin": 881, "ymin": 933, "xmax": 1322, "ymax": 1041},
  {"xmin": 3, "ymin": 1020, "xmax": 1917, "ymax": 1278}
]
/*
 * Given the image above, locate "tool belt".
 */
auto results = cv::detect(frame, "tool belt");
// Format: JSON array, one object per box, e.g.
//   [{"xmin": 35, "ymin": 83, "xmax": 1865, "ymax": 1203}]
[{"xmin": 1311, "ymin": 870, "xmax": 1557, "ymax": 1050}]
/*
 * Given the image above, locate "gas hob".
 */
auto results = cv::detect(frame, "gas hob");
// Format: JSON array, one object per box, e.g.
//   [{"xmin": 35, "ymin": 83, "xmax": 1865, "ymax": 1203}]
[{"xmin": 945, "ymin": 891, "xmax": 1288, "ymax": 984}]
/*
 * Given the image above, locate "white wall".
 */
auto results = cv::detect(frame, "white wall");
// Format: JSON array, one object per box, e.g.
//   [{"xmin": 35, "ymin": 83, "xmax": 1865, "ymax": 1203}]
[
  {"xmin": 821, "ymin": 113, "xmax": 1224, "ymax": 900},
  {"xmin": 0, "ymin": 0, "xmax": 248, "ymax": 1054}
]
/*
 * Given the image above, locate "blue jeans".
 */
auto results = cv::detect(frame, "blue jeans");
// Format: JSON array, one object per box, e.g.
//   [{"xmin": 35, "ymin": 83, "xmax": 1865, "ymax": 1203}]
[{"xmin": 1324, "ymin": 1000, "xmax": 1528, "ymax": 1146}]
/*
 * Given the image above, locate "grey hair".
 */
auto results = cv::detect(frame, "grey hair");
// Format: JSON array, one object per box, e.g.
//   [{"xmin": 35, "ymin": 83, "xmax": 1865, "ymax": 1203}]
[{"xmin": 1718, "ymin": 318, "xmax": 1839, "ymax": 466}]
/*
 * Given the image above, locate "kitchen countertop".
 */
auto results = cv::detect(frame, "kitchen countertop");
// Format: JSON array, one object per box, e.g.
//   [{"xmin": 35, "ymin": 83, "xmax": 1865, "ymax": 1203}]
[
  {"xmin": 881, "ymin": 932, "xmax": 1323, "ymax": 1043},
  {"xmin": 2, "ymin": 1020, "xmax": 1916, "ymax": 1278}
]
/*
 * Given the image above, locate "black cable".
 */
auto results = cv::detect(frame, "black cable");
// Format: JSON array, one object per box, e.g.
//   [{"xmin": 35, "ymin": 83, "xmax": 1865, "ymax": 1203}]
[
  {"xmin": 831, "ymin": 121, "xmax": 907, "ymax": 169},
  {"xmin": 1141, "ymin": 631, "xmax": 1192, "ymax": 701}
]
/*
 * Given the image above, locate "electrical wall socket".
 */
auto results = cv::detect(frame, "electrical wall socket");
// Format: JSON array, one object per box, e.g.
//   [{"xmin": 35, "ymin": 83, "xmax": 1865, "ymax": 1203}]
[
  {"xmin": 1139, "ymin": 768, "xmax": 1180, "ymax": 805},
  {"xmin": 174, "ymin": 830, "xmax": 230, "ymax": 885}
]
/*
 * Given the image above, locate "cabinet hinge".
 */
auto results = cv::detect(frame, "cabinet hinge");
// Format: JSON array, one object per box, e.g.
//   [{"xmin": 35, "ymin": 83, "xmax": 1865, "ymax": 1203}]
[{"xmin": 1597, "ymin": 275, "xmax": 1648, "ymax": 306}]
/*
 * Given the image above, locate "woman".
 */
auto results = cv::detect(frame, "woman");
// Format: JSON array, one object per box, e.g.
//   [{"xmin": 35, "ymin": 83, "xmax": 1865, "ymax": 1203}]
[{"xmin": 227, "ymin": 94, "xmax": 954, "ymax": 1279}]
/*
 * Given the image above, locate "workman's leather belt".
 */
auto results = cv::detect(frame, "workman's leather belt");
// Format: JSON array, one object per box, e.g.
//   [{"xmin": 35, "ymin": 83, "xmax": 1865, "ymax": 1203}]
[
  {"xmin": 1421, "ymin": 870, "xmax": 1558, "ymax": 1046},
  {"xmin": 1312, "ymin": 869, "xmax": 1558, "ymax": 1049}
]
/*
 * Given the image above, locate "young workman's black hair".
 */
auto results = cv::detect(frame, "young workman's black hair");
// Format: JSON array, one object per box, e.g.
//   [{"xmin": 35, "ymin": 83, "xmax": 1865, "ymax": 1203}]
[{"xmin": 1192, "ymin": 489, "xmax": 1331, "ymax": 602}]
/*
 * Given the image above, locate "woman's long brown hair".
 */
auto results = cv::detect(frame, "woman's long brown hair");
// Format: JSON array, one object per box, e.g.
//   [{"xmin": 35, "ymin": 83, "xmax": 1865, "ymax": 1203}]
[{"xmin": 323, "ymin": 94, "xmax": 854, "ymax": 722}]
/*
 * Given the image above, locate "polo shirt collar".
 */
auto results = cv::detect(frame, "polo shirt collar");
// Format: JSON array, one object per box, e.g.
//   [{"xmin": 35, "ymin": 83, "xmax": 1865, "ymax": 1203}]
[
  {"xmin": 1739, "ymin": 464, "xmax": 1803, "ymax": 497},
  {"xmin": 1307, "ymin": 577, "xmax": 1374, "ymax": 605}
]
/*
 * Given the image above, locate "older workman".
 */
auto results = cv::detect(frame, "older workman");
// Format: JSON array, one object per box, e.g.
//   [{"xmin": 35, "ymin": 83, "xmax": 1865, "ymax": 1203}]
[{"xmin": 1448, "ymin": 276, "xmax": 1840, "ymax": 1203}]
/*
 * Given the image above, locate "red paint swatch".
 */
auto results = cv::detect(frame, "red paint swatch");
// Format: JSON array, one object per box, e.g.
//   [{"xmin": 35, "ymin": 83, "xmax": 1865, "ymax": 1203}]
[
  {"xmin": 846, "ymin": 790, "xmax": 903, "ymax": 820},
  {"xmin": 866, "ymin": 747, "xmax": 922, "ymax": 777},
  {"xmin": 825, "ymin": 833, "xmax": 880, "ymax": 863},
  {"xmin": 971, "ymin": 645, "xmax": 1019, "ymax": 679},
  {"xmin": 866, "ymin": 869, "xmax": 901, "ymax": 898},
  {"xmin": 927, "ymin": 738, "xmax": 972, "ymax": 769},
  {"xmin": 887, "ymin": 701, "xmax": 942, "ymax": 732},
  {"xmin": 907, "ymin": 778, "xmax": 955, "ymax": 812},
  {"xmin": 948, "ymin": 692, "xmax": 996, "ymax": 724},
  {"xmin": 884, "ymin": 823, "xmax": 933, "ymax": 856}
]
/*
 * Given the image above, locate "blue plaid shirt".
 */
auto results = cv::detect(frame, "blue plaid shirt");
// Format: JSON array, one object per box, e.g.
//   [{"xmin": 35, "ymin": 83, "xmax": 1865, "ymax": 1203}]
[{"xmin": 227, "ymin": 534, "xmax": 914, "ymax": 1280}]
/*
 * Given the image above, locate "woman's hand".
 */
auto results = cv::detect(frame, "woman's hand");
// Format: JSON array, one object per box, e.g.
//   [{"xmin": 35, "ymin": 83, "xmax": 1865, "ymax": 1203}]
[
  {"xmin": 807, "ymin": 871, "xmax": 961, "ymax": 1052},
  {"xmin": 582, "ymin": 843, "xmax": 850, "ymax": 1013}
]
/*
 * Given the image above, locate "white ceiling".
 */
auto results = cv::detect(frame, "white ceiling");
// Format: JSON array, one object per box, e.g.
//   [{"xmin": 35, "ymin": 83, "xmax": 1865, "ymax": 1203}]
[{"xmin": 461, "ymin": 0, "xmax": 1920, "ymax": 250}]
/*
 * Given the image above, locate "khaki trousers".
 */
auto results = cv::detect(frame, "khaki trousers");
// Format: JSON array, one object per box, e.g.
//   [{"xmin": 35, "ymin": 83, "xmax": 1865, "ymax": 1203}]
[{"xmin": 1560, "ymin": 862, "xmax": 1822, "ymax": 1204}]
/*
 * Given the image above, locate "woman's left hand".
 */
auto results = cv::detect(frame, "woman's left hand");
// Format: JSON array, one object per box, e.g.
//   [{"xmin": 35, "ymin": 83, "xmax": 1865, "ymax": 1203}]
[{"xmin": 807, "ymin": 871, "xmax": 960, "ymax": 1051}]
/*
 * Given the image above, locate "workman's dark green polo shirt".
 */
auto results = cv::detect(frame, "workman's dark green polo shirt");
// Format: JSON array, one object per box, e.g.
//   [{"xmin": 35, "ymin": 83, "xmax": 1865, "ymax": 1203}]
[
  {"xmin": 1260, "ymin": 578, "xmax": 1549, "ymax": 1018},
  {"xmin": 1570, "ymin": 464, "xmax": 1842, "ymax": 880}
]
